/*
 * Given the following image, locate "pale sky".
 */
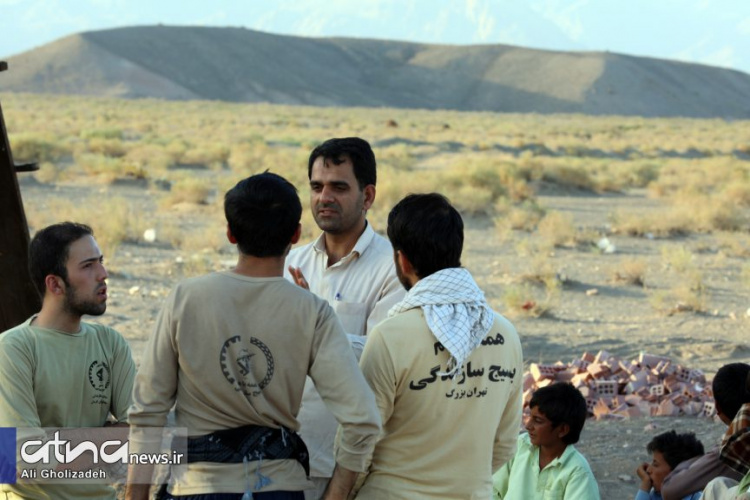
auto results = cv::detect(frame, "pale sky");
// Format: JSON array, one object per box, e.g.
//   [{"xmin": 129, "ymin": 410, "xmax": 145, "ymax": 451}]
[{"xmin": 2, "ymin": 0, "xmax": 749, "ymax": 75}]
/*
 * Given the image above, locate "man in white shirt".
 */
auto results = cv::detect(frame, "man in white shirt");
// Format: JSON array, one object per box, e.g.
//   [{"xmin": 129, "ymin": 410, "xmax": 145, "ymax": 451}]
[{"xmin": 285, "ymin": 137, "xmax": 404, "ymax": 499}]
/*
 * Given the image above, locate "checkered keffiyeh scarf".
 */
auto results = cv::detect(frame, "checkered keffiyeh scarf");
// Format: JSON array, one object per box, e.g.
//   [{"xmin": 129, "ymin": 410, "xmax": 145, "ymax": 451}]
[
  {"xmin": 721, "ymin": 402, "xmax": 750, "ymax": 475},
  {"xmin": 389, "ymin": 267, "xmax": 494, "ymax": 377}
]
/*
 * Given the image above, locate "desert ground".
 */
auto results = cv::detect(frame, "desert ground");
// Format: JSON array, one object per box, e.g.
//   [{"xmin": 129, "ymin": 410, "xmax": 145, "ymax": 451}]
[{"xmin": 8, "ymin": 92, "xmax": 750, "ymax": 499}]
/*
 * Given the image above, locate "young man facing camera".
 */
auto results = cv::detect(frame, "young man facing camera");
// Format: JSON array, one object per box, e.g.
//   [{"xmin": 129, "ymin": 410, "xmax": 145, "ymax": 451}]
[
  {"xmin": 0, "ymin": 222, "xmax": 136, "ymax": 500},
  {"xmin": 285, "ymin": 138, "xmax": 403, "ymax": 499}
]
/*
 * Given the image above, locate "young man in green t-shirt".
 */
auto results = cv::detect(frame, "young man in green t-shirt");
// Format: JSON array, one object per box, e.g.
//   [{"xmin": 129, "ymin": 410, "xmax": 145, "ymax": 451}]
[{"xmin": 0, "ymin": 222, "xmax": 136, "ymax": 499}]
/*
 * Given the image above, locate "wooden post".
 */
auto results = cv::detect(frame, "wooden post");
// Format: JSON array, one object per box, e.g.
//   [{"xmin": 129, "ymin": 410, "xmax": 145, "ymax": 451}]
[{"xmin": 0, "ymin": 61, "xmax": 42, "ymax": 331}]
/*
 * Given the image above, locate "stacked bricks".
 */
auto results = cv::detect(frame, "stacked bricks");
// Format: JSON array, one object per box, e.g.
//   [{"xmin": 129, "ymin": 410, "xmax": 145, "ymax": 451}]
[{"xmin": 524, "ymin": 351, "xmax": 714, "ymax": 420}]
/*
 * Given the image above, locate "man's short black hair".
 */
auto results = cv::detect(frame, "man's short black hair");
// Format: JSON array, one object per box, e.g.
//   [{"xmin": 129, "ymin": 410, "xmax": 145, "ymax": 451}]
[
  {"xmin": 29, "ymin": 222, "xmax": 94, "ymax": 296},
  {"xmin": 307, "ymin": 137, "xmax": 376, "ymax": 189},
  {"xmin": 529, "ymin": 383, "xmax": 588, "ymax": 445},
  {"xmin": 224, "ymin": 172, "xmax": 302, "ymax": 257},
  {"xmin": 712, "ymin": 363, "xmax": 750, "ymax": 420},
  {"xmin": 647, "ymin": 431, "xmax": 704, "ymax": 470},
  {"xmin": 387, "ymin": 193, "xmax": 463, "ymax": 279}
]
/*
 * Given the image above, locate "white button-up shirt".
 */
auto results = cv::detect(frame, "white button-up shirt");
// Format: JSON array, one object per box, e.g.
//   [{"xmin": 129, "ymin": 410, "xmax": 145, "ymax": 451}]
[{"xmin": 285, "ymin": 222, "xmax": 405, "ymax": 477}]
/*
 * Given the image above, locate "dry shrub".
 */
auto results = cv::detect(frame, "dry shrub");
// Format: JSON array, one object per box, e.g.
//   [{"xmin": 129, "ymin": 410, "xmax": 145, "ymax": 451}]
[
  {"xmin": 33, "ymin": 162, "xmax": 59, "ymax": 184},
  {"xmin": 692, "ymin": 198, "xmax": 747, "ymax": 232},
  {"xmin": 26, "ymin": 197, "xmax": 146, "ymax": 261},
  {"xmin": 650, "ymin": 280, "xmax": 709, "ymax": 315},
  {"xmin": 80, "ymin": 128, "xmax": 123, "ymax": 140},
  {"xmin": 10, "ymin": 133, "xmax": 70, "ymax": 162},
  {"xmin": 438, "ymin": 164, "xmax": 507, "ymax": 215},
  {"xmin": 541, "ymin": 164, "xmax": 595, "ymax": 191},
  {"xmin": 180, "ymin": 145, "xmax": 230, "ymax": 169},
  {"xmin": 661, "ymin": 246, "xmax": 695, "ymax": 273},
  {"xmin": 164, "ymin": 178, "xmax": 213, "ymax": 206},
  {"xmin": 495, "ymin": 199, "xmax": 546, "ymax": 233},
  {"xmin": 612, "ymin": 258, "xmax": 647, "ymax": 287},
  {"xmin": 722, "ymin": 181, "xmax": 750, "ymax": 207},
  {"xmin": 742, "ymin": 263, "xmax": 750, "ymax": 288},
  {"xmin": 611, "ymin": 209, "xmax": 692, "ymax": 237},
  {"xmin": 716, "ymin": 232, "xmax": 750, "ymax": 257},
  {"xmin": 74, "ymin": 152, "xmax": 125, "ymax": 181},
  {"xmin": 86, "ymin": 138, "xmax": 128, "ymax": 158},
  {"xmin": 125, "ymin": 144, "xmax": 175, "ymax": 173},
  {"xmin": 537, "ymin": 211, "xmax": 577, "ymax": 248},
  {"xmin": 501, "ymin": 281, "xmax": 559, "ymax": 318}
]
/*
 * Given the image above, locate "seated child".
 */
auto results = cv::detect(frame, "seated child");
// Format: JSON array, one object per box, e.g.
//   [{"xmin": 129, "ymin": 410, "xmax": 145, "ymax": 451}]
[
  {"xmin": 492, "ymin": 382, "xmax": 600, "ymax": 499},
  {"xmin": 636, "ymin": 431, "xmax": 704, "ymax": 500},
  {"xmin": 662, "ymin": 363, "xmax": 748, "ymax": 499},
  {"xmin": 709, "ymin": 365, "xmax": 750, "ymax": 498}
]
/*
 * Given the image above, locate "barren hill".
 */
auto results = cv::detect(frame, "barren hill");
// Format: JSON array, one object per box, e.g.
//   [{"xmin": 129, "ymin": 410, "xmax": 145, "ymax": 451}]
[{"xmin": 3, "ymin": 25, "xmax": 750, "ymax": 118}]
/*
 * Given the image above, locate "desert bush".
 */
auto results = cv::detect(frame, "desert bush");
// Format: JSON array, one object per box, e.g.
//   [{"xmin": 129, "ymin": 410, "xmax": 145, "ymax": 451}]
[
  {"xmin": 164, "ymin": 178, "xmax": 213, "ymax": 206},
  {"xmin": 74, "ymin": 152, "xmax": 124, "ymax": 180},
  {"xmin": 10, "ymin": 133, "xmax": 69, "ymax": 162},
  {"xmin": 501, "ymin": 279, "xmax": 560, "ymax": 318},
  {"xmin": 649, "ymin": 278, "xmax": 709, "ymax": 315},
  {"xmin": 86, "ymin": 138, "xmax": 128, "ymax": 158},
  {"xmin": 495, "ymin": 198, "xmax": 546, "ymax": 233},
  {"xmin": 716, "ymin": 232, "xmax": 750, "ymax": 257},
  {"xmin": 537, "ymin": 211, "xmax": 578, "ymax": 248},
  {"xmin": 26, "ymin": 196, "xmax": 147, "ymax": 260},
  {"xmin": 80, "ymin": 128, "xmax": 124, "ymax": 140},
  {"xmin": 722, "ymin": 181, "xmax": 750, "ymax": 207},
  {"xmin": 612, "ymin": 258, "xmax": 647, "ymax": 287},
  {"xmin": 742, "ymin": 263, "xmax": 750, "ymax": 288},
  {"xmin": 661, "ymin": 246, "xmax": 695, "ymax": 273},
  {"xmin": 541, "ymin": 164, "xmax": 596, "ymax": 191},
  {"xmin": 33, "ymin": 162, "xmax": 59, "ymax": 184},
  {"xmin": 125, "ymin": 144, "xmax": 175, "ymax": 173},
  {"xmin": 693, "ymin": 198, "xmax": 747, "ymax": 232},
  {"xmin": 180, "ymin": 144, "xmax": 230, "ymax": 169},
  {"xmin": 610, "ymin": 209, "xmax": 692, "ymax": 237}
]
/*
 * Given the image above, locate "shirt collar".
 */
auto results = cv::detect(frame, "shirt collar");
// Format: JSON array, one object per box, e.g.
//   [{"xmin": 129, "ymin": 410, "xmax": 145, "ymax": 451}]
[{"xmin": 312, "ymin": 221, "xmax": 377, "ymax": 260}]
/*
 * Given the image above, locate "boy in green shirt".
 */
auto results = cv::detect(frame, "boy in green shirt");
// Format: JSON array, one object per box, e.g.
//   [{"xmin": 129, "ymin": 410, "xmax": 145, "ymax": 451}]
[{"xmin": 492, "ymin": 383, "xmax": 600, "ymax": 500}]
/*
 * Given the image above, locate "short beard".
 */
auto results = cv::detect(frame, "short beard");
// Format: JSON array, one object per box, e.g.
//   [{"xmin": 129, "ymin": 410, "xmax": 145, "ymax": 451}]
[{"xmin": 62, "ymin": 280, "xmax": 106, "ymax": 317}]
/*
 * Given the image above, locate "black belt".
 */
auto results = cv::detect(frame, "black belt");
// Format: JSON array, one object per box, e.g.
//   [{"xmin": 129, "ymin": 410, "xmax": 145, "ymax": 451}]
[{"xmin": 186, "ymin": 424, "xmax": 310, "ymax": 476}]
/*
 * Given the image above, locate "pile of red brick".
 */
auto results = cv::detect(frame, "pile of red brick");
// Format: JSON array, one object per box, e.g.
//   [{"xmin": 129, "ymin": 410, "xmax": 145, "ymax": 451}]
[{"xmin": 523, "ymin": 351, "xmax": 715, "ymax": 420}]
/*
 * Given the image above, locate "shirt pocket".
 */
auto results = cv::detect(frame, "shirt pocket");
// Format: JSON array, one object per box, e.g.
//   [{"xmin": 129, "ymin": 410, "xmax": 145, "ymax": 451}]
[
  {"xmin": 333, "ymin": 301, "xmax": 368, "ymax": 337},
  {"xmin": 543, "ymin": 486, "xmax": 565, "ymax": 500}
]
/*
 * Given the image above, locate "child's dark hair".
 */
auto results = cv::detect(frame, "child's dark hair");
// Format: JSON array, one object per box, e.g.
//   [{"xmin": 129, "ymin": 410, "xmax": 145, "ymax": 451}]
[
  {"xmin": 529, "ymin": 383, "xmax": 588, "ymax": 445},
  {"xmin": 647, "ymin": 431, "xmax": 704, "ymax": 470},
  {"xmin": 712, "ymin": 363, "xmax": 750, "ymax": 420}
]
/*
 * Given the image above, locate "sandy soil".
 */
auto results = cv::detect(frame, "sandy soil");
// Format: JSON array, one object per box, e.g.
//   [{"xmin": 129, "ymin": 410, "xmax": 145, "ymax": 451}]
[{"xmin": 18, "ymin": 177, "xmax": 748, "ymax": 499}]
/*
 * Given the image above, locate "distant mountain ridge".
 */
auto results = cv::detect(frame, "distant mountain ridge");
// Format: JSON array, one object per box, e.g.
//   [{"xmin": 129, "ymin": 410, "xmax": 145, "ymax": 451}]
[{"xmin": 2, "ymin": 25, "xmax": 750, "ymax": 118}]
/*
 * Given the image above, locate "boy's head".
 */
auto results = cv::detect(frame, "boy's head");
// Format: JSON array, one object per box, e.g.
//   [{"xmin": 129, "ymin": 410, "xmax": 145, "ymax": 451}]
[
  {"xmin": 527, "ymin": 383, "xmax": 588, "ymax": 446},
  {"xmin": 646, "ymin": 431, "xmax": 704, "ymax": 492},
  {"xmin": 712, "ymin": 362, "xmax": 750, "ymax": 425},
  {"xmin": 224, "ymin": 172, "xmax": 302, "ymax": 257}
]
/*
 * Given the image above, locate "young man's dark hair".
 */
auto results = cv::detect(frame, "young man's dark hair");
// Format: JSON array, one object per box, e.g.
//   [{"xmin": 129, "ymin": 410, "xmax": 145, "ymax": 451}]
[
  {"xmin": 29, "ymin": 222, "xmax": 94, "ymax": 295},
  {"xmin": 307, "ymin": 137, "xmax": 377, "ymax": 189},
  {"xmin": 387, "ymin": 193, "xmax": 463, "ymax": 279},
  {"xmin": 712, "ymin": 362, "xmax": 750, "ymax": 420},
  {"xmin": 529, "ymin": 383, "xmax": 588, "ymax": 445},
  {"xmin": 647, "ymin": 431, "xmax": 705, "ymax": 470},
  {"xmin": 224, "ymin": 172, "xmax": 302, "ymax": 257}
]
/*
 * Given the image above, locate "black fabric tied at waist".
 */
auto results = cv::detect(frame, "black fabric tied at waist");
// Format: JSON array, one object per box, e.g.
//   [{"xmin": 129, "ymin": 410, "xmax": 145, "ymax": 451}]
[{"xmin": 186, "ymin": 425, "xmax": 310, "ymax": 477}]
